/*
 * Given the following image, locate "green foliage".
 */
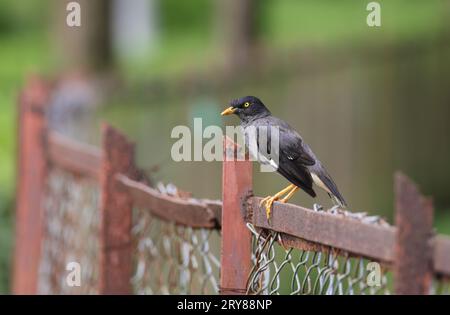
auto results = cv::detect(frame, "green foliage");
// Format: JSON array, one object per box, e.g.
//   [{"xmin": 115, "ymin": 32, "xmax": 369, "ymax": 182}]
[
  {"xmin": 159, "ymin": 0, "xmax": 212, "ymax": 36},
  {"xmin": 0, "ymin": 0, "xmax": 49, "ymax": 35},
  {"xmin": 259, "ymin": 0, "xmax": 446, "ymax": 47},
  {"xmin": 435, "ymin": 210, "xmax": 450, "ymax": 235}
]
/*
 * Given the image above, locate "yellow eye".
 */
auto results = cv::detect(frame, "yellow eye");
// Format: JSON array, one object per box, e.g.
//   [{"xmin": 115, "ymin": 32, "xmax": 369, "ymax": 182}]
[{"xmin": 244, "ymin": 102, "xmax": 250, "ymax": 108}]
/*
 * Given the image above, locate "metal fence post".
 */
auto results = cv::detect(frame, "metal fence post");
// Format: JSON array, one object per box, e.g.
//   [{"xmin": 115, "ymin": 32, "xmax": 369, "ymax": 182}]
[
  {"xmin": 220, "ymin": 136, "xmax": 253, "ymax": 294},
  {"xmin": 13, "ymin": 77, "xmax": 50, "ymax": 294},
  {"xmin": 99, "ymin": 124, "xmax": 135, "ymax": 294},
  {"xmin": 394, "ymin": 172, "xmax": 434, "ymax": 295}
]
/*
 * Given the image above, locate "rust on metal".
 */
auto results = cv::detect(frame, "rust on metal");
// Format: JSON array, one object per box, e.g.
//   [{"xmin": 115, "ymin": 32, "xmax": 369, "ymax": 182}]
[
  {"xmin": 394, "ymin": 171, "xmax": 434, "ymax": 295},
  {"xmin": 116, "ymin": 174, "xmax": 220, "ymax": 229},
  {"xmin": 278, "ymin": 233, "xmax": 332, "ymax": 253},
  {"xmin": 250, "ymin": 196, "xmax": 396, "ymax": 263},
  {"xmin": 99, "ymin": 124, "xmax": 136, "ymax": 294},
  {"xmin": 220, "ymin": 136, "xmax": 253, "ymax": 294},
  {"xmin": 13, "ymin": 76, "xmax": 50, "ymax": 294},
  {"xmin": 48, "ymin": 131, "xmax": 102, "ymax": 180}
]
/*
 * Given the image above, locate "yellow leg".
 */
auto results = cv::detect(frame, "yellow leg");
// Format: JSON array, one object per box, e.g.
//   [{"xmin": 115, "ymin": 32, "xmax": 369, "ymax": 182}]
[
  {"xmin": 279, "ymin": 186, "xmax": 299, "ymax": 203},
  {"xmin": 259, "ymin": 184, "xmax": 295, "ymax": 220}
]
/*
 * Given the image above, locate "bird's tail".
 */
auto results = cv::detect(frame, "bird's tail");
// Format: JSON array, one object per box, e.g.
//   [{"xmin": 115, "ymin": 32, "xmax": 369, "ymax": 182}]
[{"xmin": 317, "ymin": 170, "xmax": 347, "ymax": 208}]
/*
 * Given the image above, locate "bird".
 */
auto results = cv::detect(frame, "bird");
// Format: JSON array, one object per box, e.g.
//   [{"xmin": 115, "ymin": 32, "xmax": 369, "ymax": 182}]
[{"xmin": 221, "ymin": 96, "xmax": 347, "ymax": 220}]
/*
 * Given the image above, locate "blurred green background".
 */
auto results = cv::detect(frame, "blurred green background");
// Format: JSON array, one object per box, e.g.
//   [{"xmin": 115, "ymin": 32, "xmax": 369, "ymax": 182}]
[{"xmin": 1, "ymin": 0, "xmax": 450, "ymax": 293}]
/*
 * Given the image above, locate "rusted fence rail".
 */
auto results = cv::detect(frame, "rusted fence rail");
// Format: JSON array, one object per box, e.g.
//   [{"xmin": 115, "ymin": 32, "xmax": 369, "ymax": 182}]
[{"xmin": 13, "ymin": 77, "xmax": 450, "ymax": 295}]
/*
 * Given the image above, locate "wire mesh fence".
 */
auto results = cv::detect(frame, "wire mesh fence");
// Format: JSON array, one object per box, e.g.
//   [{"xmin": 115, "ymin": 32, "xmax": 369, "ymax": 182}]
[
  {"xmin": 33, "ymin": 167, "xmax": 450, "ymax": 296},
  {"xmin": 38, "ymin": 167, "xmax": 100, "ymax": 294},
  {"xmin": 132, "ymin": 206, "xmax": 221, "ymax": 295},
  {"xmin": 246, "ymin": 223, "xmax": 392, "ymax": 295}
]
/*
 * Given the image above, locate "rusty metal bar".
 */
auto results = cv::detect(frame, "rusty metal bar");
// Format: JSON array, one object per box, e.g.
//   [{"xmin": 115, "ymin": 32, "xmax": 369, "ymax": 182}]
[
  {"xmin": 48, "ymin": 131, "xmax": 101, "ymax": 180},
  {"xmin": 220, "ymin": 136, "xmax": 253, "ymax": 294},
  {"xmin": 13, "ymin": 77, "xmax": 50, "ymax": 294},
  {"xmin": 116, "ymin": 174, "xmax": 221, "ymax": 229},
  {"xmin": 249, "ymin": 196, "xmax": 396, "ymax": 262},
  {"xmin": 394, "ymin": 172, "xmax": 434, "ymax": 295},
  {"xmin": 99, "ymin": 125, "xmax": 136, "ymax": 294},
  {"xmin": 433, "ymin": 235, "xmax": 450, "ymax": 276}
]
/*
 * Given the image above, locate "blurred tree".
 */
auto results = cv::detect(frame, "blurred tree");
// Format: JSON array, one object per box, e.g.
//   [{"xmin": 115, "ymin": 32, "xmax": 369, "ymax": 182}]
[
  {"xmin": 112, "ymin": 0, "xmax": 158, "ymax": 62},
  {"xmin": 52, "ymin": 0, "xmax": 112, "ymax": 72},
  {"xmin": 216, "ymin": 0, "xmax": 261, "ymax": 71}
]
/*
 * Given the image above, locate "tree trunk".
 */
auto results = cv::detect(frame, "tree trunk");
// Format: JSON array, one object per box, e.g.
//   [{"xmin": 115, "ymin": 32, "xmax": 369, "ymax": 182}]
[
  {"xmin": 52, "ymin": 0, "xmax": 113, "ymax": 72},
  {"xmin": 216, "ymin": 0, "xmax": 259, "ymax": 71}
]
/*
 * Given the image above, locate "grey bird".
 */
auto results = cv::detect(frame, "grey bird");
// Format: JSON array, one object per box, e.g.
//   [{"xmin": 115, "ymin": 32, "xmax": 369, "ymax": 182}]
[{"xmin": 221, "ymin": 96, "xmax": 347, "ymax": 219}]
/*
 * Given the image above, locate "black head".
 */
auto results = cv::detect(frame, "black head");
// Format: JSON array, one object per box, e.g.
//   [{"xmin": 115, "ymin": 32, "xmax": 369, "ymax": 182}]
[{"xmin": 221, "ymin": 96, "xmax": 271, "ymax": 122}]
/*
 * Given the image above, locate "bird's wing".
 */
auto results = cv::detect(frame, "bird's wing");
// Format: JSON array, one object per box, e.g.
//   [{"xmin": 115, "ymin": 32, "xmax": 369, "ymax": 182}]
[
  {"xmin": 279, "ymin": 127, "xmax": 316, "ymax": 166},
  {"xmin": 275, "ymin": 126, "xmax": 316, "ymax": 196},
  {"xmin": 250, "ymin": 123, "xmax": 316, "ymax": 197},
  {"xmin": 277, "ymin": 158, "xmax": 316, "ymax": 197},
  {"xmin": 250, "ymin": 119, "xmax": 316, "ymax": 166}
]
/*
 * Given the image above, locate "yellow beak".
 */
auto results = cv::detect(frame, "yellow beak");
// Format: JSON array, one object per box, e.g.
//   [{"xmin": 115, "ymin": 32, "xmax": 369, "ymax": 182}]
[{"xmin": 221, "ymin": 107, "xmax": 236, "ymax": 116}]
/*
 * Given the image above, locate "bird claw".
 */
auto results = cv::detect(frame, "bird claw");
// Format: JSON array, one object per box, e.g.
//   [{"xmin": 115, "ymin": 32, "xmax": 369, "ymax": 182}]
[
  {"xmin": 260, "ymin": 196, "xmax": 279, "ymax": 221},
  {"xmin": 259, "ymin": 196, "xmax": 271, "ymax": 207}
]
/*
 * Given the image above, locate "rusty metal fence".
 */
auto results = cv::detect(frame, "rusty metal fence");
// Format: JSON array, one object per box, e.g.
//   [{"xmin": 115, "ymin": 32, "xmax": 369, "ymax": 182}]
[{"xmin": 13, "ymin": 78, "xmax": 450, "ymax": 295}]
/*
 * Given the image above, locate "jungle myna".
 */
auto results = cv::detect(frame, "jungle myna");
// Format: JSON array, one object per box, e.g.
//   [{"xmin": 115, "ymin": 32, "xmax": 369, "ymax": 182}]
[{"xmin": 221, "ymin": 96, "xmax": 347, "ymax": 219}]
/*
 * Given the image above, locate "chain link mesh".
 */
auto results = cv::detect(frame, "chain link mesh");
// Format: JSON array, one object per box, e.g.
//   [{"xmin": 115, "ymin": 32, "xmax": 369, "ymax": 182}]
[
  {"xmin": 246, "ymin": 223, "xmax": 392, "ymax": 295},
  {"xmin": 132, "ymin": 207, "xmax": 221, "ymax": 294},
  {"xmin": 33, "ymin": 167, "xmax": 449, "ymax": 295},
  {"xmin": 38, "ymin": 167, "xmax": 100, "ymax": 294}
]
